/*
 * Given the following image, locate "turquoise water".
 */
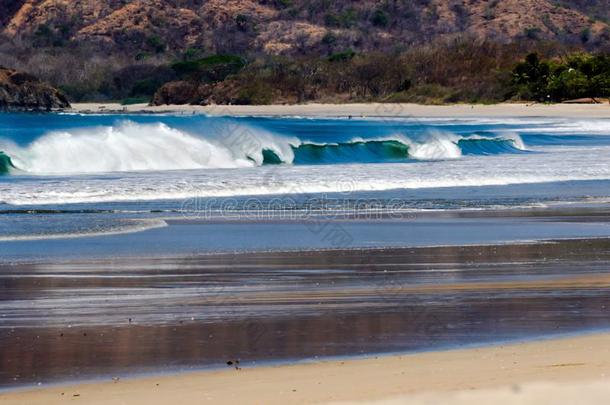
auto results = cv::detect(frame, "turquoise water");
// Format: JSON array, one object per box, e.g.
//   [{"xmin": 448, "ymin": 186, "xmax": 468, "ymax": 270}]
[
  {"xmin": 0, "ymin": 113, "xmax": 609, "ymax": 244},
  {"xmin": 0, "ymin": 113, "xmax": 533, "ymax": 172}
]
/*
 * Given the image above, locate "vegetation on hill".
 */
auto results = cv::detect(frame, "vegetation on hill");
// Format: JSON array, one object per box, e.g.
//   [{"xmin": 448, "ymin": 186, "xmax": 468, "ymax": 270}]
[
  {"xmin": 512, "ymin": 53, "xmax": 610, "ymax": 101},
  {"xmin": 552, "ymin": 0, "xmax": 610, "ymax": 23},
  {"xmin": 153, "ymin": 38, "xmax": 524, "ymax": 105},
  {"xmin": 2, "ymin": 1, "xmax": 610, "ymax": 104},
  {"xmin": 151, "ymin": 40, "xmax": 610, "ymax": 105}
]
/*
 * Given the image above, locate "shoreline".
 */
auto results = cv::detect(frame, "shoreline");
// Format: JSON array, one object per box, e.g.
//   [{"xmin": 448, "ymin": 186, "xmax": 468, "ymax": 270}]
[
  {"xmin": 69, "ymin": 102, "xmax": 610, "ymax": 118},
  {"xmin": 2, "ymin": 331, "xmax": 610, "ymax": 404}
]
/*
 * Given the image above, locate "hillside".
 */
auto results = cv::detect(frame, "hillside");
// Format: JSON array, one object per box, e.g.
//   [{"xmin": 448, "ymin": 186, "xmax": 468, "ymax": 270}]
[
  {"xmin": 1, "ymin": 0, "xmax": 610, "ymax": 104},
  {"xmin": 552, "ymin": 0, "xmax": 610, "ymax": 22},
  {"xmin": 1, "ymin": 0, "xmax": 609, "ymax": 56}
]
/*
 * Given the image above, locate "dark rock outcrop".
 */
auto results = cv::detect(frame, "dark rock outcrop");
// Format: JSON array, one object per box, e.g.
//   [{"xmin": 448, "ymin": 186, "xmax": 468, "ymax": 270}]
[
  {"xmin": 0, "ymin": 67, "xmax": 71, "ymax": 111},
  {"xmin": 152, "ymin": 79, "xmax": 257, "ymax": 106},
  {"xmin": 151, "ymin": 81, "xmax": 210, "ymax": 106}
]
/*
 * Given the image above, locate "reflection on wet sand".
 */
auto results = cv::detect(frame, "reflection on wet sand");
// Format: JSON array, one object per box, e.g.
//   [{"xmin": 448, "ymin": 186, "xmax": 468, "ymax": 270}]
[{"xmin": 1, "ymin": 239, "xmax": 610, "ymax": 388}]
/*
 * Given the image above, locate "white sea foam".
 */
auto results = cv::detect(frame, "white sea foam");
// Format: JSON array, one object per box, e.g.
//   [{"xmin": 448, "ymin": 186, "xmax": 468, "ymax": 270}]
[
  {"xmin": 1, "ymin": 121, "xmax": 526, "ymax": 175},
  {"xmin": 1, "ymin": 143, "xmax": 609, "ymax": 205},
  {"xmin": 517, "ymin": 119, "xmax": 610, "ymax": 134},
  {"xmin": 0, "ymin": 122, "xmax": 257, "ymax": 174},
  {"xmin": 0, "ymin": 219, "xmax": 168, "ymax": 241},
  {"xmin": 0, "ymin": 118, "xmax": 606, "ymax": 206},
  {"xmin": 399, "ymin": 131, "xmax": 463, "ymax": 160}
]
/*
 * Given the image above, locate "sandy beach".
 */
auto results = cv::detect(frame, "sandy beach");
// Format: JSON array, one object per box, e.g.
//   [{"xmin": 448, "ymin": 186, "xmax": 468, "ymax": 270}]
[
  {"xmin": 1, "ymin": 331, "xmax": 609, "ymax": 405},
  {"xmin": 70, "ymin": 102, "xmax": 610, "ymax": 118},
  {"xmin": 2, "ymin": 234, "xmax": 610, "ymax": 404}
]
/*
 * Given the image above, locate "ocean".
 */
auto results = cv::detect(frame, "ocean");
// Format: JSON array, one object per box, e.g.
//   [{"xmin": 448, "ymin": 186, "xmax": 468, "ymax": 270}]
[{"xmin": 1, "ymin": 113, "xmax": 610, "ymax": 248}]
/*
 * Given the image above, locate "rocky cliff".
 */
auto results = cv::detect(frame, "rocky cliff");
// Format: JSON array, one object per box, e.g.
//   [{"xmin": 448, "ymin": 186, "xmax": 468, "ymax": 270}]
[{"xmin": 0, "ymin": 67, "xmax": 70, "ymax": 111}]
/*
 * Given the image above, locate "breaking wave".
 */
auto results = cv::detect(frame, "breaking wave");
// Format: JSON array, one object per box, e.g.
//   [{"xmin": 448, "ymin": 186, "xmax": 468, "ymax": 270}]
[
  {"xmin": 0, "ymin": 121, "xmax": 526, "ymax": 175},
  {"xmin": 0, "ymin": 151, "xmax": 15, "ymax": 175}
]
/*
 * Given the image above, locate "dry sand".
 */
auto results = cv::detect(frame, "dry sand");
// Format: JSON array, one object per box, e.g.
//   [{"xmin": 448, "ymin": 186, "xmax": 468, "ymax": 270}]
[
  {"xmin": 2, "ymin": 332, "xmax": 609, "ymax": 405},
  {"xmin": 70, "ymin": 102, "xmax": 610, "ymax": 118}
]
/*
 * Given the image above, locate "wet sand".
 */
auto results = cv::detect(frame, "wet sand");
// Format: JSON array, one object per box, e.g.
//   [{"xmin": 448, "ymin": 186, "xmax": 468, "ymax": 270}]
[
  {"xmin": 2, "ymin": 331, "xmax": 610, "ymax": 404},
  {"xmin": 70, "ymin": 102, "xmax": 610, "ymax": 118},
  {"xmin": 2, "ymin": 238, "xmax": 610, "ymax": 390}
]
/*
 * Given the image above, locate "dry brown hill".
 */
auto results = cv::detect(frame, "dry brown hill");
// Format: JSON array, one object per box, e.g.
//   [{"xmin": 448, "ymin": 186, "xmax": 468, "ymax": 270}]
[{"xmin": 1, "ymin": 0, "xmax": 609, "ymax": 56}]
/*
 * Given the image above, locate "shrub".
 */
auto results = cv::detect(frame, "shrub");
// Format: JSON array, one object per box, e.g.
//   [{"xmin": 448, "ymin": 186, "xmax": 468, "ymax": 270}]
[
  {"xmin": 274, "ymin": 0, "xmax": 292, "ymax": 8},
  {"xmin": 524, "ymin": 27, "xmax": 542, "ymax": 40},
  {"xmin": 511, "ymin": 52, "xmax": 610, "ymax": 101},
  {"xmin": 182, "ymin": 48, "xmax": 203, "ymax": 61},
  {"xmin": 325, "ymin": 10, "xmax": 357, "ymax": 28},
  {"xmin": 371, "ymin": 9, "xmax": 389, "ymax": 27},
  {"xmin": 322, "ymin": 32, "xmax": 337, "ymax": 45},
  {"xmin": 33, "ymin": 24, "xmax": 65, "ymax": 47},
  {"xmin": 236, "ymin": 82, "xmax": 274, "ymax": 104},
  {"xmin": 113, "ymin": 64, "xmax": 176, "ymax": 99},
  {"xmin": 324, "ymin": 13, "xmax": 340, "ymax": 27},
  {"xmin": 339, "ymin": 9, "xmax": 358, "ymax": 28},
  {"xmin": 146, "ymin": 36, "xmax": 166, "ymax": 53},
  {"xmin": 171, "ymin": 55, "xmax": 247, "ymax": 82},
  {"xmin": 328, "ymin": 49, "xmax": 356, "ymax": 62}
]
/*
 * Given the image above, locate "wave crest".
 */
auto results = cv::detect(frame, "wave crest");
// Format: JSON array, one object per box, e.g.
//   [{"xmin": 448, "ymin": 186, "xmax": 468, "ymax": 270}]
[
  {"xmin": 0, "ymin": 121, "xmax": 258, "ymax": 174},
  {"xmin": 267, "ymin": 132, "xmax": 525, "ymax": 165},
  {"xmin": 0, "ymin": 151, "xmax": 15, "ymax": 174},
  {"xmin": 0, "ymin": 121, "xmax": 526, "ymax": 175}
]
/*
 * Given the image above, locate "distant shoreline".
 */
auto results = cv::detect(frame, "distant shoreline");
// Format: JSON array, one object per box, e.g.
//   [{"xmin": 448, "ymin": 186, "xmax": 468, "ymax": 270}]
[{"xmin": 69, "ymin": 102, "xmax": 610, "ymax": 118}]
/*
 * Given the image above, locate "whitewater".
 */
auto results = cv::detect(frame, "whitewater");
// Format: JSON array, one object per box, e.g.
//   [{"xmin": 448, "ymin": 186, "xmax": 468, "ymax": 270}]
[
  {"xmin": 0, "ymin": 112, "xmax": 609, "ymax": 243},
  {"xmin": 0, "ymin": 113, "xmax": 609, "ymax": 206},
  {"xmin": 0, "ymin": 120, "xmax": 529, "ymax": 175}
]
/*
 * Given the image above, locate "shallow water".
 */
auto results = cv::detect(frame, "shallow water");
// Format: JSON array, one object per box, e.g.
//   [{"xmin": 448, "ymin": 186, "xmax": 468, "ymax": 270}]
[
  {"xmin": 2, "ymin": 210, "xmax": 610, "ymax": 262},
  {"xmin": 2, "ymin": 239, "xmax": 610, "ymax": 388}
]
